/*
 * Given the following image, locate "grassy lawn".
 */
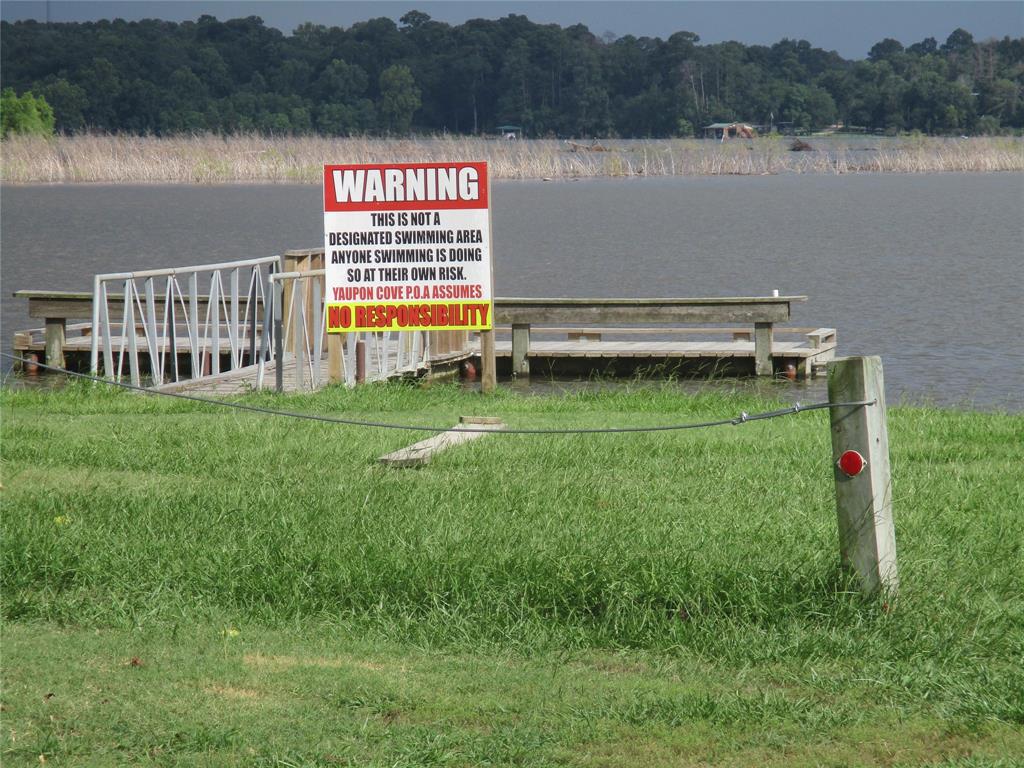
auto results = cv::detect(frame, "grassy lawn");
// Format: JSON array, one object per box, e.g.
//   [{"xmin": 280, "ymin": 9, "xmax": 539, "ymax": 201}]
[{"xmin": 2, "ymin": 381, "xmax": 1022, "ymax": 765}]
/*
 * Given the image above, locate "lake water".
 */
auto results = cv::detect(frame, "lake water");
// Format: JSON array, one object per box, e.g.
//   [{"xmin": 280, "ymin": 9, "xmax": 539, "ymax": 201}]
[{"xmin": 2, "ymin": 174, "xmax": 1022, "ymax": 409}]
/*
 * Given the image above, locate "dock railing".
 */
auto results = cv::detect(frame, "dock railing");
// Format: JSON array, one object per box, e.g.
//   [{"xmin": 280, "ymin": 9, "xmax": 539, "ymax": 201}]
[
  {"xmin": 261, "ymin": 267, "xmax": 432, "ymax": 391},
  {"xmin": 13, "ymin": 247, "xmax": 474, "ymax": 391},
  {"xmin": 89, "ymin": 255, "xmax": 281, "ymax": 386}
]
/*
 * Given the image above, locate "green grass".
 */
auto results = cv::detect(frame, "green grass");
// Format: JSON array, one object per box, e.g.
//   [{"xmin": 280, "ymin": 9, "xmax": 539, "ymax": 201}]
[{"xmin": 2, "ymin": 381, "xmax": 1022, "ymax": 765}]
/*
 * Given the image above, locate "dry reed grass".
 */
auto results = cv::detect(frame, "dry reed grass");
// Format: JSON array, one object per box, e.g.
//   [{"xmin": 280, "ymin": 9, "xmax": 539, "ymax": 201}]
[{"xmin": 2, "ymin": 133, "xmax": 1021, "ymax": 184}]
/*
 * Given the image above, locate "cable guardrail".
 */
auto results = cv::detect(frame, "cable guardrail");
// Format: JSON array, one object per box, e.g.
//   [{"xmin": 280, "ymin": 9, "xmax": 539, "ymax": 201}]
[{"xmin": 1, "ymin": 352, "xmax": 875, "ymax": 435}]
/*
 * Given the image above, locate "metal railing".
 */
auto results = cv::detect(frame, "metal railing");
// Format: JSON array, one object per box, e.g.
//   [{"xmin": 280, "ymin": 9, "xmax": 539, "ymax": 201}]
[
  {"xmin": 87, "ymin": 252, "xmax": 467, "ymax": 391},
  {"xmin": 90, "ymin": 256, "xmax": 281, "ymax": 386},
  {"xmin": 260, "ymin": 268, "xmax": 431, "ymax": 391}
]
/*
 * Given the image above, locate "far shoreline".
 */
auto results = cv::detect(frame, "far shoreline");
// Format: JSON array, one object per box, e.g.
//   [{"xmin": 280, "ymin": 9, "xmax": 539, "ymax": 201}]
[{"xmin": 2, "ymin": 134, "xmax": 1021, "ymax": 185}]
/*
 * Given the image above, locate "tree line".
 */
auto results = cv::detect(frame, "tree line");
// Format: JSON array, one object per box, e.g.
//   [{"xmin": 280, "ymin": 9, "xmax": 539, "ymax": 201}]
[{"xmin": 1, "ymin": 11, "xmax": 1022, "ymax": 137}]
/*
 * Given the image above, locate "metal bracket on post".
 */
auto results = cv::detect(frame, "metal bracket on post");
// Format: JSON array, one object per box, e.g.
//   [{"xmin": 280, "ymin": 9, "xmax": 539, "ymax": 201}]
[{"xmin": 827, "ymin": 356, "xmax": 898, "ymax": 596}]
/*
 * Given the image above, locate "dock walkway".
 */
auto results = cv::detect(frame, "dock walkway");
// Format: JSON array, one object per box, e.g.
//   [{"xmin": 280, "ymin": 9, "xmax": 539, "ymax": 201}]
[
  {"xmin": 155, "ymin": 345, "xmax": 430, "ymax": 396},
  {"xmin": 12, "ymin": 283, "xmax": 836, "ymax": 392},
  {"xmin": 146, "ymin": 331, "xmax": 835, "ymax": 397},
  {"xmin": 487, "ymin": 330, "xmax": 836, "ymax": 378}
]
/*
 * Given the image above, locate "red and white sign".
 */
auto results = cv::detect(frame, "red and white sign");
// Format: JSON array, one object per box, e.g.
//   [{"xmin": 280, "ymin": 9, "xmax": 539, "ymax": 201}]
[{"xmin": 323, "ymin": 162, "xmax": 493, "ymax": 333}]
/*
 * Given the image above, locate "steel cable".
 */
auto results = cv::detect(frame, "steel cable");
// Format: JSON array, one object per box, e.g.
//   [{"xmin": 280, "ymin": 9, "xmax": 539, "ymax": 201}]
[{"xmin": 0, "ymin": 352, "xmax": 874, "ymax": 435}]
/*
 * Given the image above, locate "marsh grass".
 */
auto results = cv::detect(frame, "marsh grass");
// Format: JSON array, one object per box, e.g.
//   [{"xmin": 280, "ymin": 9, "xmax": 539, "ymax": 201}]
[
  {"xmin": 1, "ymin": 383, "xmax": 1022, "ymax": 764},
  {"xmin": 2, "ymin": 134, "xmax": 1022, "ymax": 183}
]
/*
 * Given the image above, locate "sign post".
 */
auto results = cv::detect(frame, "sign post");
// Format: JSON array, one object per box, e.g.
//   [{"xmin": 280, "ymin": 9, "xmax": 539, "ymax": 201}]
[
  {"xmin": 323, "ymin": 162, "xmax": 495, "ymax": 388},
  {"xmin": 480, "ymin": 170, "xmax": 497, "ymax": 393}
]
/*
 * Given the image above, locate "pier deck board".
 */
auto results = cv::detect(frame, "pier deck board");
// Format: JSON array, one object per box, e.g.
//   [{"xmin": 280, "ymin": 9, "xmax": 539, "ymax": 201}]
[
  {"xmin": 484, "ymin": 338, "xmax": 829, "ymax": 359},
  {"xmin": 156, "ymin": 348, "xmax": 421, "ymax": 396}
]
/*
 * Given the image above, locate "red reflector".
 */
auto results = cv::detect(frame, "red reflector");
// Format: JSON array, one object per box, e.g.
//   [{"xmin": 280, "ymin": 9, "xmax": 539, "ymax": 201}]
[{"xmin": 838, "ymin": 450, "xmax": 867, "ymax": 477}]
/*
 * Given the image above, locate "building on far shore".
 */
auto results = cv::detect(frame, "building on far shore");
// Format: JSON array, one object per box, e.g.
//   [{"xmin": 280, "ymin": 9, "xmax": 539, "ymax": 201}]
[
  {"xmin": 495, "ymin": 124, "xmax": 523, "ymax": 139},
  {"xmin": 702, "ymin": 122, "xmax": 757, "ymax": 140}
]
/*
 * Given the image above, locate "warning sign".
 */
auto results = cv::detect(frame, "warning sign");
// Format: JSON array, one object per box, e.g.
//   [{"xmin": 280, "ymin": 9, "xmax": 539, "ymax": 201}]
[{"xmin": 323, "ymin": 162, "xmax": 493, "ymax": 333}]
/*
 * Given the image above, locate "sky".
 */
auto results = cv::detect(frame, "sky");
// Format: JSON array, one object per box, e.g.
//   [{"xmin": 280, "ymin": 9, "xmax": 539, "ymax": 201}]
[{"xmin": 2, "ymin": 1, "xmax": 1022, "ymax": 59}]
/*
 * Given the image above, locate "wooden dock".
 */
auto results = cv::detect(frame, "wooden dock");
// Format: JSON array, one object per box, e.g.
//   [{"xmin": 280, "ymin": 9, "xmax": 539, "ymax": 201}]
[
  {"xmin": 485, "ymin": 325, "xmax": 837, "ymax": 379},
  {"xmin": 11, "ymin": 287, "xmax": 837, "ymax": 391}
]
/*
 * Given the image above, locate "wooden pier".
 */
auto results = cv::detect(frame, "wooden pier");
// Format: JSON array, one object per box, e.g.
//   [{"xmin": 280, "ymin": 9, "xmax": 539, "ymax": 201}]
[
  {"xmin": 487, "ymin": 324, "xmax": 836, "ymax": 379},
  {"xmin": 489, "ymin": 296, "xmax": 833, "ymax": 379},
  {"xmin": 11, "ymin": 287, "xmax": 836, "ymax": 393}
]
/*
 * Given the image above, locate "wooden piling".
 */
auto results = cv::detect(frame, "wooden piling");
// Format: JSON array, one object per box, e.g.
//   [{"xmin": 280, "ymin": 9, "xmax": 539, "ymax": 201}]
[
  {"xmin": 480, "ymin": 330, "xmax": 497, "ymax": 393},
  {"xmin": 511, "ymin": 323, "xmax": 530, "ymax": 377},
  {"xmin": 355, "ymin": 339, "xmax": 367, "ymax": 384},
  {"xmin": 44, "ymin": 317, "xmax": 66, "ymax": 370},
  {"xmin": 827, "ymin": 356, "xmax": 898, "ymax": 596},
  {"xmin": 754, "ymin": 322, "xmax": 773, "ymax": 376}
]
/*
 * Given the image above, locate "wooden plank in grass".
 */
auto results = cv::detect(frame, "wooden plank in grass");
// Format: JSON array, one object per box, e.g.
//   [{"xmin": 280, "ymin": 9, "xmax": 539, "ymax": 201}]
[{"xmin": 379, "ymin": 416, "xmax": 505, "ymax": 468}]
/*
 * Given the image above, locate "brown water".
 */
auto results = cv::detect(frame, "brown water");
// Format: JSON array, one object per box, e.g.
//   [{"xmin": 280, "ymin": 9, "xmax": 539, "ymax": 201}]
[{"xmin": 2, "ymin": 174, "xmax": 1022, "ymax": 409}]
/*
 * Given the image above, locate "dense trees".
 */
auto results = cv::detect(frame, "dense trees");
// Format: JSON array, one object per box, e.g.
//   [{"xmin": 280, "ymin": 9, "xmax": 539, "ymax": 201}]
[
  {"xmin": 1, "ymin": 13, "xmax": 1021, "ymax": 137},
  {"xmin": 1, "ymin": 88, "xmax": 55, "ymax": 136}
]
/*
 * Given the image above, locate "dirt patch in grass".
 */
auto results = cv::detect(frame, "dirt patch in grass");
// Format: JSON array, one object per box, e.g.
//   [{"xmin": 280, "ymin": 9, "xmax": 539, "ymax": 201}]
[
  {"xmin": 203, "ymin": 683, "xmax": 263, "ymax": 701},
  {"xmin": 243, "ymin": 652, "xmax": 389, "ymax": 674}
]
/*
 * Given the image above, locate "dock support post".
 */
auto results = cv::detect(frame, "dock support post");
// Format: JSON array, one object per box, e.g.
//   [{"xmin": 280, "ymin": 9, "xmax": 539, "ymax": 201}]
[
  {"xmin": 511, "ymin": 323, "xmax": 530, "ymax": 377},
  {"xmin": 754, "ymin": 322, "xmax": 773, "ymax": 376},
  {"xmin": 45, "ymin": 317, "xmax": 66, "ymax": 370},
  {"xmin": 355, "ymin": 339, "xmax": 367, "ymax": 384},
  {"xmin": 827, "ymin": 356, "xmax": 898, "ymax": 596},
  {"xmin": 480, "ymin": 329, "xmax": 497, "ymax": 394}
]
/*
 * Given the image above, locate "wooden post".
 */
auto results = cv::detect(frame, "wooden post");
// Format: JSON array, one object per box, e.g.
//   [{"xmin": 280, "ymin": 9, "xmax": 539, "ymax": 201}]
[
  {"xmin": 355, "ymin": 339, "xmax": 367, "ymax": 384},
  {"xmin": 827, "ymin": 356, "xmax": 898, "ymax": 596},
  {"xmin": 480, "ymin": 168, "xmax": 497, "ymax": 394},
  {"xmin": 754, "ymin": 322, "xmax": 773, "ymax": 376},
  {"xmin": 45, "ymin": 317, "xmax": 66, "ymax": 370},
  {"xmin": 511, "ymin": 323, "xmax": 530, "ymax": 377},
  {"xmin": 327, "ymin": 334, "xmax": 343, "ymax": 384},
  {"xmin": 480, "ymin": 330, "xmax": 497, "ymax": 393}
]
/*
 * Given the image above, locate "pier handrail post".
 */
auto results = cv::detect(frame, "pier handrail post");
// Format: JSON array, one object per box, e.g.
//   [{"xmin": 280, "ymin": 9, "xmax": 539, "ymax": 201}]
[
  {"xmin": 282, "ymin": 251, "xmax": 299, "ymax": 355},
  {"xmin": 827, "ymin": 356, "xmax": 898, "ymax": 596},
  {"xmin": 90, "ymin": 275, "xmax": 101, "ymax": 375},
  {"xmin": 274, "ymin": 278, "xmax": 284, "ymax": 393}
]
